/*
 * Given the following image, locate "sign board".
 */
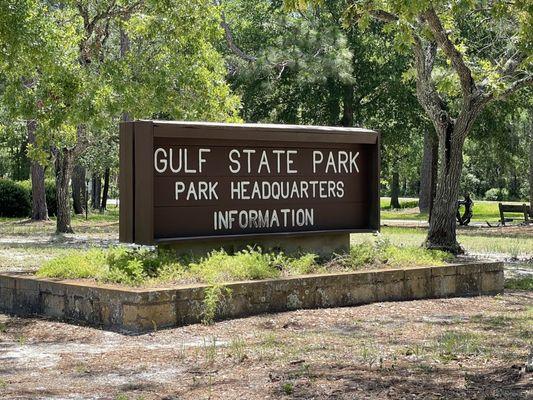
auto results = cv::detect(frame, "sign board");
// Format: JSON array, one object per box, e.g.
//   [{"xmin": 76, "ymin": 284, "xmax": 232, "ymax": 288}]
[{"xmin": 119, "ymin": 120, "xmax": 380, "ymax": 245}]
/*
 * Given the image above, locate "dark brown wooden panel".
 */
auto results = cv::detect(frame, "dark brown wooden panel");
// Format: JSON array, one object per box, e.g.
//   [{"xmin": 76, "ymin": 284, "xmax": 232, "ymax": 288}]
[
  {"xmin": 134, "ymin": 121, "xmax": 154, "ymax": 244},
  {"xmin": 120, "ymin": 120, "xmax": 380, "ymax": 245},
  {"xmin": 119, "ymin": 122, "xmax": 134, "ymax": 242},
  {"xmin": 154, "ymin": 202, "xmax": 371, "ymax": 238},
  {"xmin": 153, "ymin": 121, "xmax": 377, "ymax": 144},
  {"xmin": 153, "ymin": 176, "xmax": 370, "ymax": 207}
]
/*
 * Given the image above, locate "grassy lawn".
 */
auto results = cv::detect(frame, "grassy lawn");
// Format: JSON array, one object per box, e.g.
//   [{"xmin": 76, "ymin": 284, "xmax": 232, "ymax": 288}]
[
  {"xmin": 1, "ymin": 199, "xmax": 529, "ymax": 235},
  {"xmin": 353, "ymin": 226, "xmax": 533, "ymax": 258},
  {"xmin": 0, "ymin": 204, "xmax": 531, "ymax": 274},
  {"xmin": 0, "ymin": 207, "xmax": 119, "ymax": 236},
  {"xmin": 380, "ymin": 197, "xmax": 530, "ymax": 223}
]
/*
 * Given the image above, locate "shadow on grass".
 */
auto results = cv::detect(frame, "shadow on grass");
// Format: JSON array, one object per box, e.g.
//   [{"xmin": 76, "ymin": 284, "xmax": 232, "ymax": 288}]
[{"xmin": 269, "ymin": 361, "xmax": 529, "ymax": 399}]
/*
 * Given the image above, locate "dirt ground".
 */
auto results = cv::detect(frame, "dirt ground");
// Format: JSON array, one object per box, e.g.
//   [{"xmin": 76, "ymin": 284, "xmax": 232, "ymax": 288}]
[{"xmin": 0, "ymin": 292, "xmax": 531, "ymax": 400}]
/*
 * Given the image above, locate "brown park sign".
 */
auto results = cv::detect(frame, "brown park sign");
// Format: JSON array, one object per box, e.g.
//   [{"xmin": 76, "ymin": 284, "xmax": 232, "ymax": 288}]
[{"xmin": 119, "ymin": 120, "xmax": 380, "ymax": 245}]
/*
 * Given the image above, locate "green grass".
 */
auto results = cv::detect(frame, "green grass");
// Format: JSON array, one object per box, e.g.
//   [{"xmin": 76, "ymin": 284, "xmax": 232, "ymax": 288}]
[
  {"xmin": 0, "ymin": 199, "xmax": 526, "ymax": 234},
  {"xmin": 505, "ymin": 277, "xmax": 533, "ymax": 291},
  {"xmin": 380, "ymin": 197, "xmax": 529, "ymax": 222},
  {"xmin": 37, "ymin": 248, "xmax": 108, "ymax": 279},
  {"xmin": 436, "ymin": 331, "xmax": 485, "ymax": 361},
  {"xmin": 36, "ymin": 243, "xmax": 451, "ymax": 287},
  {"xmin": 0, "ymin": 208, "xmax": 119, "ymax": 236},
  {"xmin": 351, "ymin": 226, "xmax": 533, "ymax": 257}
]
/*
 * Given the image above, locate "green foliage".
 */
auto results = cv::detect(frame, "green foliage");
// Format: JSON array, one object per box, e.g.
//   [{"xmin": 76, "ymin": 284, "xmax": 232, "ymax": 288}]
[
  {"xmin": 380, "ymin": 244, "xmax": 451, "ymax": 267},
  {"xmin": 202, "ymin": 284, "xmax": 232, "ymax": 325},
  {"xmin": 189, "ymin": 247, "xmax": 283, "ymax": 283},
  {"xmin": 337, "ymin": 240, "xmax": 451, "ymax": 269},
  {"xmin": 37, "ymin": 247, "xmax": 176, "ymax": 285},
  {"xmin": 484, "ymin": 188, "xmax": 510, "ymax": 201},
  {"xmin": 36, "ymin": 244, "xmax": 451, "ymax": 286},
  {"xmin": 282, "ymin": 382, "xmax": 294, "ymax": 395},
  {"xmin": 505, "ymin": 277, "xmax": 533, "ymax": 291},
  {"xmin": 285, "ymin": 253, "xmax": 319, "ymax": 275},
  {"xmin": 345, "ymin": 242, "xmax": 378, "ymax": 267},
  {"xmin": 37, "ymin": 249, "xmax": 107, "ymax": 279},
  {"xmin": 436, "ymin": 331, "xmax": 484, "ymax": 362},
  {"xmin": 381, "ymin": 199, "xmax": 419, "ymax": 210},
  {"xmin": 0, "ymin": 178, "xmax": 31, "ymax": 217},
  {"xmin": 18, "ymin": 179, "xmax": 57, "ymax": 216},
  {"xmin": 1, "ymin": 0, "xmax": 241, "ymax": 193}
]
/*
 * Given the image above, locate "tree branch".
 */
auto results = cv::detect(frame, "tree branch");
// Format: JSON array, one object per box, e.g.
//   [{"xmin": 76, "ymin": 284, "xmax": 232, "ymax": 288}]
[
  {"xmin": 423, "ymin": 8, "xmax": 476, "ymax": 99},
  {"xmin": 369, "ymin": 9, "xmax": 399, "ymax": 23},
  {"xmin": 413, "ymin": 35, "xmax": 450, "ymax": 128},
  {"xmin": 214, "ymin": 0, "xmax": 257, "ymax": 63},
  {"xmin": 494, "ymin": 74, "xmax": 533, "ymax": 100}
]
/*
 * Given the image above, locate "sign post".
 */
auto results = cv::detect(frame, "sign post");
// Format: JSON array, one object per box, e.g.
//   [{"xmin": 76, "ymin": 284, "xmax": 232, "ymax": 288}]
[{"xmin": 120, "ymin": 120, "xmax": 379, "ymax": 255}]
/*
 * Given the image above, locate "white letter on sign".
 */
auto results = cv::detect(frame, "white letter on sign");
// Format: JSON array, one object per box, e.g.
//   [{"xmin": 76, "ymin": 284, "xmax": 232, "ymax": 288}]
[
  {"xmin": 154, "ymin": 148, "xmax": 168, "ymax": 173},
  {"xmin": 229, "ymin": 149, "xmax": 240, "ymax": 173},
  {"xmin": 312, "ymin": 151, "xmax": 323, "ymax": 173},
  {"xmin": 175, "ymin": 181, "xmax": 185, "ymax": 200},
  {"xmin": 351, "ymin": 151, "xmax": 359, "ymax": 173},
  {"xmin": 198, "ymin": 148, "xmax": 211, "ymax": 173}
]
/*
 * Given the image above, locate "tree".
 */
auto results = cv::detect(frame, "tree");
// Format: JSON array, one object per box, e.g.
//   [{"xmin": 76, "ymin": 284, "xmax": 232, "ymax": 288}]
[
  {"xmin": 0, "ymin": 0, "xmax": 61, "ymax": 220},
  {"xmin": 529, "ymin": 113, "xmax": 533, "ymax": 210},
  {"xmin": 288, "ymin": 0, "xmax": 532, "ymax": 252},
  {"xmin": 1, "ymin": 0, "xmax": 240, "ymax": 233},
  {"xmin": 418, "ymin": 128, "xmax": 437, "ymax": 213},
  {"xmin": 221, "ymin": 0, "xmax": 427, "ymax": 207}
]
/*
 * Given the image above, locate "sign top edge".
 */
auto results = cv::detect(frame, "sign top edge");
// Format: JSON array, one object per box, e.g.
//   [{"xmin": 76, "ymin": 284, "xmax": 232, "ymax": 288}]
[{"xmin": 128, "ymin": 120, "xmax": 377, "ymax": 135}]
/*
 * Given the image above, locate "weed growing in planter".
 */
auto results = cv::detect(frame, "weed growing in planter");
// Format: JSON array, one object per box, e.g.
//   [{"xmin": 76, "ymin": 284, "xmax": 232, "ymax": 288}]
[
  {"xmin": 37, "ymin": 249, "xmax": 107, "ymax": 279},
  {"xmin": 202, "ymin": 284, "xmax": 232, "ymax": 325},
  {"xmin": 37, "ymin": 243, "xmax": 451, "ymax": 286},
  {"xmin": 189, "ymin": 248, "xmax": 282, "ymax": 282}
]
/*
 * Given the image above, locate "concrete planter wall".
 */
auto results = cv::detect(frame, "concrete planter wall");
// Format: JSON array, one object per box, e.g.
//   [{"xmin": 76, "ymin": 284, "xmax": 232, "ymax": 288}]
[{"xmin": 0, "ymin": 261, "xmax": 503, "ymax": 333}]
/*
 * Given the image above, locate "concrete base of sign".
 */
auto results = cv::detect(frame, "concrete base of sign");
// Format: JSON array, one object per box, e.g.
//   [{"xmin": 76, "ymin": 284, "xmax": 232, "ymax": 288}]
[
  {"xmin": 0, "ymin": 261, "xmax": 503, "ymax": 334},
  {"xmin": 160, "ymin": 232, "xmax": 350, "ymax": 258}
]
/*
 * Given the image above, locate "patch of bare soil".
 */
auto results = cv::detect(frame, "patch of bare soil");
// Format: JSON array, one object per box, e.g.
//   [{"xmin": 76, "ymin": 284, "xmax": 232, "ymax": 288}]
[{"xmin": 0, "ymin": 292, "xmax": 531, "ymax": 399}]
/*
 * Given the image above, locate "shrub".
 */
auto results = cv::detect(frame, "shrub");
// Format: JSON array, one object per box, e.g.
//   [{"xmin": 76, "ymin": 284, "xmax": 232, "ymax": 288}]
[
  {"xmin": 45, "ymin": 179, "xmax": 57, "ymax": 216},
  {"xmin": 105, "ymin": 247, "xmax": 179, "ymax": 285},
  {"xmin": 400, "ymin": 199, "xmax": 419, "ymax": 209},
  {"xmin": 484, "ymin": 187, "xmax": 509, "ymax": 201},
  {"xmin": 505, "ymin": 277, "xmax": 533, "ymax": 291},
  {"xmin": 0, "ymin": 178, "xmax": 31, "ymax": 217},
  {"xmin": 18, "ymin": 179, "xmax": 57, "ymax": 216}
]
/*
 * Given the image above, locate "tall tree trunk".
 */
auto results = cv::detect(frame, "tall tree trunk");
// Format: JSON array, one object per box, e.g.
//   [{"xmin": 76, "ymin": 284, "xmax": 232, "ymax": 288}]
[
  {"xmin": 100, "ymin": 168, "xmax": 110, "ymax": 211},
  {"xmin": 27, "ymin": 120, "xmax": 48, "ymax": 221},
  {"xmin": 390, "ymin": 160, "xmax": 401, "ymax": 209},
  {"xmin": 55, "ymin": 148, "xmax": 74, "ymax": 233},
  {"xmin": 529, "ymin": 114, "xmax": 533, "ymax": 210},
  {"xmin": 72, "ymin": 164, "xmax": 86, "ymax": 214},
  {"xmin": 426, "ymin": 124, "xmax": 465, "ymax": 253},
  {"xmin": 419, "ymin": 128, "xmax": 438, "ymax": 213},
  {"xmin": 326, "ymin": 77, "xmax": 340, "ymax": 126},
  {"xmin": 341, "ymin": 84, "xmax": 354, "ymax": 127},
  {"xmin": 91, "ymin": 174, "xmax": 101, "ymax": 210}
]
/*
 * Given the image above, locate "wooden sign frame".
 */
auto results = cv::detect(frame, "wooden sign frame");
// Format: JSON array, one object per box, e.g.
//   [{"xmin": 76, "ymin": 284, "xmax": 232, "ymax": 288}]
[{"xmin": 120, "ymin": 120, "xmax": 380, "ymax": 245}]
